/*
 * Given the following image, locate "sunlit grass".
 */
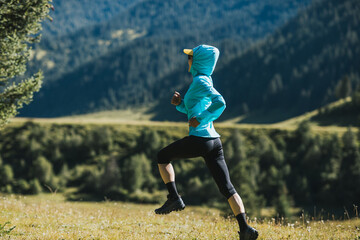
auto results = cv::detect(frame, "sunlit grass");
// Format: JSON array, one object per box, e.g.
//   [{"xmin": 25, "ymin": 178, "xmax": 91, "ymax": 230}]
[
  {"xmin": 10, "ymin": 96, "xmax": 357, "ymax": 136},
  {"xmin": 11, "ymin": 116, "xmax": 355, "ymax": 137},
  {"xmin": 0, "ymin": 194, "xmax": 359, "ymax": 239}
]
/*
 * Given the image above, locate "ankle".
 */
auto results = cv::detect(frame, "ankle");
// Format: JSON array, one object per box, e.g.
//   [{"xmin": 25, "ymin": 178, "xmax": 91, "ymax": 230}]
[
  {"xmin": 166, "ymin": 181, "xmax": 180, "ymax": 199},
  {"xmin": 168, "ymin": 194, "xmax": 180, "ymax": 200},
  {"xmin": 236, "ymin": 213, "xmax": 249, "ymax": 232}
]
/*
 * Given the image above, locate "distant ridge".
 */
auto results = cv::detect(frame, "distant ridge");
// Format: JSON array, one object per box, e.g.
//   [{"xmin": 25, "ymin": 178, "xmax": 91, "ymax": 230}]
[
  {"xmin": 148, "ymin": 0, "xmax": 360, "ymax": 123},
  {"xmin": 276, "ymin": 97, "xmax": 357, "ymax": 126},
  {"xmin": 21, "ymin": 0, "xmax": 310, "ymax": 118}
]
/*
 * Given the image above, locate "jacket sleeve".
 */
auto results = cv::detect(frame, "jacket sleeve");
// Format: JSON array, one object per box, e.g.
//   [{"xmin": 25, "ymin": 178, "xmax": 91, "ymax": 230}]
[
  {"xmin": 176, "ymin": 100, "xmax": 188, "ymax": 114},
  {"xmin": 193, "ymin": 79, "xmax": 226, "ymax": 124}
]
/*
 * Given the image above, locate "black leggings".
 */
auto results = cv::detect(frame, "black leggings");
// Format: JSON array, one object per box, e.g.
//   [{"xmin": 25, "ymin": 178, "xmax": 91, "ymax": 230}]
[{"xmin": 157, "ymin": 135, "xmax": 237, "ymax": 199}]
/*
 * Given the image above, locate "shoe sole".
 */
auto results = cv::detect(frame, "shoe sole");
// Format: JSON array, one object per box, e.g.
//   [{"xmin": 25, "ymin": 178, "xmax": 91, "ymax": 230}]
[
  {"xmin": 248, "ymin": 230, "xmax": 259, "ymax": 240},
  {"xmin": 239, "ymin": 229, "xmax": 259, "ymax": 240},
  {"xmin": 252, "ymin": 231, "xmax": 259, "ymax": 240}
]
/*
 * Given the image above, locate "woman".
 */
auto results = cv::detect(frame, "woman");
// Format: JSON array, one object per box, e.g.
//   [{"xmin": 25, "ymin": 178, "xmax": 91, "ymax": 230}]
[{"xmin": 155, "ymin": 45, "xmax": 259, "ymax": 240}]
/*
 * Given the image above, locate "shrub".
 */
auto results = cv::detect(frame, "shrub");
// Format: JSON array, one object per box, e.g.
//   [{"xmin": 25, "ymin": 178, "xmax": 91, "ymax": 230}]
[{"xmin": 29, "ymin": 179, "xmax": 42, "ymax": 194}]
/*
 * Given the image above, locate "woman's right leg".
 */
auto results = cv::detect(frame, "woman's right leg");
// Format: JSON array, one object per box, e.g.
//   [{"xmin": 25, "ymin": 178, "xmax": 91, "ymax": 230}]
[
  {"xmin": 155, "ymin": 136, "xmax": 205, "ymax": 214},
  {"xmin": 157, "ymin": 136, "xmax": 204, "ymax": 185},
  {"xmin": 158, "ymin": 163, "xmax": 175, "ymax": 184}
]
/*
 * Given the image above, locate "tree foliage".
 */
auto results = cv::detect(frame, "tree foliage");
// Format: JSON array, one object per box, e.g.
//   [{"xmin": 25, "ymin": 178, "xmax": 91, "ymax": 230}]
[
  {"xmin": 19, "ymin": 0, "xmax": 311, "ymax": 118},
  {"xmin": 17, "ymin": 0, "xmax": 360, "ymax": 125},
  {"xmin": 0, "ymin": 0, "xmax": 52, "ymax": 128},
  {"xmin": 1, "ymin": 122, "xmax": 359, "ymax": 218}
]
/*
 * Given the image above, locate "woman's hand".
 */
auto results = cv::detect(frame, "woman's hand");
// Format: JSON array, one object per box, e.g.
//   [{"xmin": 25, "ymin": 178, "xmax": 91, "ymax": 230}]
[
  {"xmin": 171, "ymin": 91, "xmax": 182, "ymax": 106},
  {"xmin": 189, "ymin": 117, "xmax": 200, "ymax": 128}
]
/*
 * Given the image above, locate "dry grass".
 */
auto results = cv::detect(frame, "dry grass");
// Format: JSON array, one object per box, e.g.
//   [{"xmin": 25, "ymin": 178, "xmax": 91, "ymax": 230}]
[
  {"xmin": 11, "ymin": 116, "xmax": 355, "ymax": 136},
  {"xmin": 0, "ymin": 194, "xmax": 359, "ymax": 239},
  {"xmin": 10, "ymin": 97, "xmax": 357, "ymax": 135}
]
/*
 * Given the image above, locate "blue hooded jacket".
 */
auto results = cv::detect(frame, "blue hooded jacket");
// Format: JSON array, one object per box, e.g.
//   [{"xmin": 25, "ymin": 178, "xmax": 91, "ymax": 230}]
[{"xmin": 176, "ymin": 45, "xmax": 226, "ymax": 138}]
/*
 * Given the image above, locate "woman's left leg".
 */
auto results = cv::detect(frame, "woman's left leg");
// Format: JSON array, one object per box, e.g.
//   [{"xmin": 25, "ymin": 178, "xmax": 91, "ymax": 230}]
[{"xmin": 204, "ymin": 138, "xmax": 258, "ymax": 240}]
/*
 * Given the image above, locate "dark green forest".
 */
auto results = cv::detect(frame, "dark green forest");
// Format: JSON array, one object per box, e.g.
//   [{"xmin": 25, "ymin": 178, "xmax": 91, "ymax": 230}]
[
  {"xmin": 1, "ymin": 122, "xmax": 359, "ymax": 218},
  {"xmin": 19, "ymin": 0, "xmax": 360, "ymax": 124},
  {"xmin": 41, "ymin": 0, "xmax": 141, "ymax": 36},
  {"xmin": 19, "ymin": 0, "xmax": 312, "ymax": 118},
  {"xmin": 312, "ymin": 86, "xmax": 360, "ymax": 126},
  {"xmin": 213, "ymin": 0, "xmax": 360, "ymax": 123},
  {"xmin": 153, "ymin": 0, "xmax": 360, "ymax": 123},
  {"xmin": 27, "ymin": 0, "xmax": 308, "ymax": 83}
]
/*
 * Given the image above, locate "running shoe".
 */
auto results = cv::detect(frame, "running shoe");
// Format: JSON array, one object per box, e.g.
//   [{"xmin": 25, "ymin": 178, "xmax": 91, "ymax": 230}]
[
  {"xmin": 155, "ymin": 194, "xmax": 185, "ymax": 214},
  {"xmin": 238, "ymin": 226, "xmax": 259, "ymax": 240}
]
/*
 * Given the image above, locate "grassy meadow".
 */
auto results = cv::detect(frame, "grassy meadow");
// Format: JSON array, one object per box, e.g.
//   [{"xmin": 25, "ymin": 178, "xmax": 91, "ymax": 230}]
[
  {"xmin": 11, "ymin": 115, "xmax": 357, "ymax": 136},
  {"xmin": 11, "ymin": 97, "xmax": 358, "ymax": 135},
  {"xmin": 0, "ymin": 194, "xmax": 359, "ymax": 239},
  {"xmin": 3, "ymin": 111, "xmax": 359, "ymax": 239}
]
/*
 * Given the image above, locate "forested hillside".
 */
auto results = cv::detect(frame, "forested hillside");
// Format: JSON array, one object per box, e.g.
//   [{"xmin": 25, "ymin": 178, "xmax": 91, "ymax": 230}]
[
  {"xmin": 1, "ymin": 121, "xmax": 359, "ymax": 217},
  {"xmin": 20, "ymin": 0, "xmax": 311, "ymax": 117},
  {"xmin": 151, "ymin": 0, "xmax": 360, "ymax": 122},
  {"xmin": 41, "ymin": 0, "xmax": 140, "ymax": 36},
  {"xmin": 212, "ymin": 0, "xmax": 360, "ymax": 123},
  {"xmin": 21, "ymin": 0, "xmax": 360, "ymax": 123}
]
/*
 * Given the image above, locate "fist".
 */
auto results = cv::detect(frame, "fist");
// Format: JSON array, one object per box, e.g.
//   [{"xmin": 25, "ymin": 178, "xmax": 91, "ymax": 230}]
[
  {"xmin": 171, "ymin": 91, "xmax": 181, "ymax": 106},
  {"xmin": 189, "ymin": 117, "xmax": 200, "ymax": 128}
]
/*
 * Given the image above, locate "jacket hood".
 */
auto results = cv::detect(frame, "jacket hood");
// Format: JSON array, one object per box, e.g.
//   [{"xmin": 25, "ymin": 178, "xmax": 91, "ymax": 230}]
[{"xmin": 190, "ymin": 45, "xmax": 219, "ymax": 77}]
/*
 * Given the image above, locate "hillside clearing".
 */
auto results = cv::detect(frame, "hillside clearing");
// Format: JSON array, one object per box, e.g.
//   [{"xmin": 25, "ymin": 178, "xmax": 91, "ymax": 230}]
[
  {"xmin": 10, "ymin": 116, "xmax": 357, "ymax": 135},
  {"xmin": 0, "ymin": 194, "xmax": 359, "ymax": 239},
  {"xmin": 11, "ymin": 97, "xmax": 359, "ymax": 135}
]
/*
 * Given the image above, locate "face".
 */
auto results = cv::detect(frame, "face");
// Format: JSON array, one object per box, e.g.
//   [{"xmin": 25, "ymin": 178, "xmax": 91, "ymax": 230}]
[{"xmin": 188, "ymin": 55, "xmax": 193, "ymax": 72}]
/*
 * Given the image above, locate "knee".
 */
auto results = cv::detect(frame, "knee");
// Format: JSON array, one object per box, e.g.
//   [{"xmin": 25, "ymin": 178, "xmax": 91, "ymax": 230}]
[
  {"xmin": 157, "ymin": 148, "xmax": 170, "ymax": 164},
  {"xmin": 219, "ymin": 183, "xmax": 237, "ymax": 199}
]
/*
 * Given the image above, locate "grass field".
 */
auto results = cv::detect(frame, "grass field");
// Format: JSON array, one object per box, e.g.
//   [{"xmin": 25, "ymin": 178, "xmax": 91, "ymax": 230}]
[
  {"xmin": 7, "ymin": 97, "xmax": 358, "ymax": 142},
  {"xmin": 10, "ymin": 97, "xmax": 358, "ymax": 136},
  {"xmin": 0, "ymin": 194, "xmax": 359, "ymax": 239},
  {"xmin": 11, "ymin": 116, "xmax": 357, "ymax": 136}
]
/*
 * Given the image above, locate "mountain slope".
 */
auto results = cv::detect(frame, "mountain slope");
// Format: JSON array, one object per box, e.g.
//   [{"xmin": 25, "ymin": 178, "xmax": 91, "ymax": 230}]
[
  {"xmin": 311, "ymin": 95, "xmax": 360, "ymax": 126},
  {"xmin": 211, "ymin": 0, "xmax": 360, "ymax": 123},
  {"xmin": 29, "ymin": 0, "xmax": 310, "ymax": 83},
  {"xmin": 144, "ymin": 0, "xmax": 360, "ymax": 123},
  {"xmin": 273, "ymin": 97, "xmax": 356, "ymax": 127},
  {"xmin": 42, "ymin": 0, "xmax": 140, "ymax": 37},
  {"xmin": 21, "ymin": 0, "xmax": 311, "ymax": 117}
]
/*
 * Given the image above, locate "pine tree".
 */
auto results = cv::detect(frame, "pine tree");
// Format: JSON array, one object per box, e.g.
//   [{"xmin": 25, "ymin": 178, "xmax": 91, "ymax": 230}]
[
  {"xmin": 122, "ymin": 153, "xmax": 154, "ymax": 192},
  {"xmin": 94, "ymin": 155, "xmax": 122, "ymax": 196},
  {"xmin": 224, "ymin": 130, "xmax": 264, "ymax": 216},
  {"xmin": 352, "ymin": 87, "xmax": 360, "ymax": 107},
  {"xmin": 338, "ymin": 128, "xmax": 360, "ymax": 206},
  {"xmin": 314, "ymin": 134, "xmax": 342, "ymax": 205},
  {"xmin": 0, "ymin": 0, "xmax": 53, "ymax": 128},
  {"xmin": 257, "ymin": 133, "xmax": 286, "ymax": 205},
  {"xmin": 335, "ymin": 76, "xmax": 352, "ymax": 100},
  {"xmin": 32, "ymin": 155, "xmax": 53, "ymax": 186},
  {"xmin": 287, "ymin": 121, "xmax": 314, "ymax": 204},
  {"xmin": 274, "ymin": 183, "xmax": 292, "ymax": 219},
  {"xmin": 0, "ymin": 164, "xmax": 14, "ymax": 186},
  {"xmin": 223, "ymin": 130, "xmax": 247, "ymax": 169}
]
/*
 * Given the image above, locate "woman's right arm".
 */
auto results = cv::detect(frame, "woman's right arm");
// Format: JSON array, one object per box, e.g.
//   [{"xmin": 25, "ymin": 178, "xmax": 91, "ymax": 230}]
[{"xmin": 172, "ymin": 91, "xmax": 188, "ymax": 114}]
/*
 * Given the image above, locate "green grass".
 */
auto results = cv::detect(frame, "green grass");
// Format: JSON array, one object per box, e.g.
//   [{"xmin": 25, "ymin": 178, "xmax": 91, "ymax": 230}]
[
  {"xmin": 0, "ymin": 194, "xmax": 359, "ymax": 239},
  {"xmin": 10, "ymin": 116, "xmax": 357, "ymax": 142}
]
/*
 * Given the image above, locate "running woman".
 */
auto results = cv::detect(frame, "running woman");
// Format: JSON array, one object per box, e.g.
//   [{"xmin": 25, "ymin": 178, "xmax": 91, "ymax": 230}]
[{"xmin": 155, "ymin": 45, "xmax": 259, "ymax": 240}]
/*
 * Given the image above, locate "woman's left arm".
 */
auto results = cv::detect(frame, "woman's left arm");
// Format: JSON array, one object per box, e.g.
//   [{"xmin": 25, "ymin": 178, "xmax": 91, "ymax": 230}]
[{"xmin": 194, "ymin": 78, "xmax": 226, "ymax": 124}]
